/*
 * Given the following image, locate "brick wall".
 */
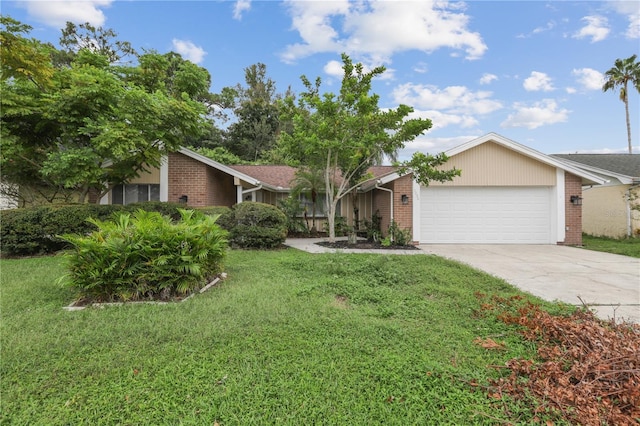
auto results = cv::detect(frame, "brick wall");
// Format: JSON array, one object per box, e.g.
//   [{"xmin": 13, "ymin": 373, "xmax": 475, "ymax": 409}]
[
  {"xmin": 371, "ymin": 174, "xmax": 414, "ymax": 239},
  {"xmin": 168, "ymin": 152, "xmax": 210, "ymax": 207},
  {"xmin": 207, "ymin": 168, "xmax": 236, "ymax": 206},
  {"xmin": 391, "ymin": 174, "xmax": 413, "ymax": 238},
  {"xmin": 563, "ymin": 172, "xmax": 583, "ymax": 246},
  {"xmin": 373, "ymin": 189, "xmax": 391, "ymax": 236}
]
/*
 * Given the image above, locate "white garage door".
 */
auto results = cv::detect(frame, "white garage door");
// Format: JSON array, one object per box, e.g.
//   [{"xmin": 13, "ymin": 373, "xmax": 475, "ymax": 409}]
[{"xmin": 420, "ymin": 186, "xmax": 554, "ymax": 244}]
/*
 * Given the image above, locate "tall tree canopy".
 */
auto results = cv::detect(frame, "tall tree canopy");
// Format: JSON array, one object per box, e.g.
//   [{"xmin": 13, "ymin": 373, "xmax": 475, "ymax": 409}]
[
  {"xmin": 0, "ymin": 16, "xmax": 212, "ymax": 204},
  {"xmin": 602, "ymin": 54, "xmax": 640, "ymax": 154},
  {"xmin": 279, "ymin": 53, "xmax": 460, "ymax": 241},
  {"xmin": 223, "ymin": 63, "xmax": 285, "ymax": 162}
]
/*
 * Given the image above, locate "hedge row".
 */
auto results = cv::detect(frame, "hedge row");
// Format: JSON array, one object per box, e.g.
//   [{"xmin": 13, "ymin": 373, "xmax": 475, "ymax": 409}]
[
  {"xmin": 1, "ymin": 201, "xmax": 287, "ymax": 256},
  {"xmin": 0, "ymin": 202, "xmax": 188, "ymax": 256}
]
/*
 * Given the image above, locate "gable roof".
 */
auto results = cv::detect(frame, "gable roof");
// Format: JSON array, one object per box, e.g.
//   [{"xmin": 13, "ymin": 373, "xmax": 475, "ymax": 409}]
[
  {"xmin": 551, "ymin": 154, "xmax": 640, "ymax": 182},
  {"xmin": 448, "ymin": 133, "xmax": 607, "ymax": 185},
  {"xmin": 178, "ymin": 147, "xmax": 399, "ymax": 191}
]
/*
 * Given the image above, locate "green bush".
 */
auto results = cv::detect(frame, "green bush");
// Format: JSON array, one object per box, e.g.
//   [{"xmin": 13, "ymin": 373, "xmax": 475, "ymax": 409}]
[
  {"xmin": 0, "ymin": 202, "xmax": 184, "ymax": 257},
  {"xmin": 195, "ymin": 206, "xmax": 233, "ymax": 230},
  {"xmin": 388, "ymin": 220, "xmax": 413, "ymax": 246},
  {"xmin": 277, "ymin": 196, "xmax": 308, "ymax": 235},
  {"xmin": 59, "ymin": 209, "xmax": 228, "ymax": 302},
  {"xmin": 227, "ymin": 202, "xmax": 287, "ymax": 249}
]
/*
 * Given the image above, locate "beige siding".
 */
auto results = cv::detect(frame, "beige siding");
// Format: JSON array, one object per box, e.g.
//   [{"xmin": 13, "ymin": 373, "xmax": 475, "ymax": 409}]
[
  {"xmin": 583, "ymin": 184, "xmax": 638, "ymax": 238},
  {"xmin": 129, "ymin": 165, "xmax": 160, "ymax": 184},
  {"xmin": 432, "ymin": 142, "xmax": 556, "ymax": 186}
]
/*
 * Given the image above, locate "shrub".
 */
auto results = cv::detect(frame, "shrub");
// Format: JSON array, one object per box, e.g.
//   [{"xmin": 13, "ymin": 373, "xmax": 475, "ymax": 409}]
[
  {"xmin": 0, "ymin": 202, "xmax": 184, "ymax": 257},
  {"xmin": 388, "ymin": 220, "xmax": 413, "ymax": 246},
  {"xmin": 59, "ymin": 209, "xmax": 228, "ymax": 302},
  {"xmin": 277, "ymin": 196, "xmax": 308, "ymax": 235},
  {"xmin": 323, "ymin": 216, "xmax": 349, "ymax": 237},
  {"xmin": 227, "ymin": 202, "xmax": 287, "ymax": 249},
  {"xmin": 195, "ymin": 206, "xmax": 233, "ymax": 231}
]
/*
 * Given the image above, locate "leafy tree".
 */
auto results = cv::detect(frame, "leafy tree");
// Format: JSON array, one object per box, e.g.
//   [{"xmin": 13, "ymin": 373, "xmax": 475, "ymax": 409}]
[
  {"xmin": 224, "ymin": 63, "xmax": 283, "ymax": 161},
  {"xmin": 57, "ymin": 21, "xmax": 136, "ymax": 65},
  {"xmin": 602, "ymin": 54, "xmax": 640, "ymax": 154},
  {"xmin": 290, "ymin": 167, "xmax": 325, "ymax": 232},
  {"xmin": 190, "ymin": 146, "xmax": 248, "ymax": 165},
  {"xmin": 279, "ymin": 53, "xmax": 460, "ymax": 241},
  {"xmin": 0, "ymin": 18, "xmax": 210, "ymax": 204},
  {"xmin": 0, "ymin": 16, "xmax": 54, "ymax": 88}
]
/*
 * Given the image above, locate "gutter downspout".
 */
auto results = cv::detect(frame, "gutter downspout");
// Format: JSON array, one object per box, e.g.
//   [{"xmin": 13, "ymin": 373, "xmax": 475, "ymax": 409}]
[
  {"xmin": 242, "ymin": 184, "xmax": 262, "ymax": 202},
  {"xmin": 626, "ymin": 184, "xmax": 639, "ymax": 237},
  {"xmin": 376, "ymin": 182, "xmax": 393, "ymax": 241}
]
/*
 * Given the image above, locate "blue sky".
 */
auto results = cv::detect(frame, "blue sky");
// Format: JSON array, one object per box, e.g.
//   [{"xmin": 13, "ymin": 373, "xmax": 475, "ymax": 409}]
[{"xmin": 3, "ymin": 0, "xmax": 639, "ymax": 159}]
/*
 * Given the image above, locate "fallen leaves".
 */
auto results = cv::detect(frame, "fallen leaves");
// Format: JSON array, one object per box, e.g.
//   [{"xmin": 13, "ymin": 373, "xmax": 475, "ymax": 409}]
[
  {"xmin": 474, "ymin": 337, "xmax": 506, "ymax": 350},
  {"xmin": 479, "ymin": 295, "xmax": 640, "ymax": 425}
]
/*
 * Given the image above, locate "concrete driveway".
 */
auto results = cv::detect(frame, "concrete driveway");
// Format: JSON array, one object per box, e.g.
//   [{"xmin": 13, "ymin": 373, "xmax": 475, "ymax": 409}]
[{"xmin": 420, "ymin": 245, "xmax": 640, "ymax": 323}]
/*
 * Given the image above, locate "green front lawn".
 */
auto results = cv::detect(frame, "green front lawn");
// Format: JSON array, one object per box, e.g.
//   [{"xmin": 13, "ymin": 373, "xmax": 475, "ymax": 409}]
[
  {"xmin": 1, "ymin": 250, "xmax": 570, "ymax": 425},
  {"xmin": 581, "ymin": 234, "xmax": 640, "ymax": 258}
]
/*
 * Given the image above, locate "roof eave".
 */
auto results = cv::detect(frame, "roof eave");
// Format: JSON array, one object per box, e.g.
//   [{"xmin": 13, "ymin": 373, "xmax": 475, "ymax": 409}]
[
  {"xmin": 447, "ymin": 133, "xmax": 607, "ymax": 186},
  {"xmin": 177, "ymin": 147, "xmax": 263, "ymax": 186}
]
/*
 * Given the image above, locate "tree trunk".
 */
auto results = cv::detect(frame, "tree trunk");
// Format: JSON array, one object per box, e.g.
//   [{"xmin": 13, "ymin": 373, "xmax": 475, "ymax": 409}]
[
  {"xmin": 327, "ymin": 197, "xmax": 336, "ymax": 242},
  {"xmin": 624, "ymin": 89, "xmax": 632, "ymax": 154}
]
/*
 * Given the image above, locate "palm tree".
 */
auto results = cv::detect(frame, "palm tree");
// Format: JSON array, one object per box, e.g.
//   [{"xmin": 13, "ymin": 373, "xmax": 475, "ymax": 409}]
[
  {"xmin": 290, "ymin": 167, "xmax": 325, "ymax": 232},
  {"xmin": 602, "ymin": 54, "xmax": 640, "ymax": 154}
]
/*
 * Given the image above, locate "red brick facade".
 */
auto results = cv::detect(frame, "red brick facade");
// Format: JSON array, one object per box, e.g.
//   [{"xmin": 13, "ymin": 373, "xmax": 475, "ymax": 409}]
[
  {"xmin": 563, "ymin": 172, "xmax": 583, "ymax": 246},
  {"xmin": 372, "ymin": 174, "xmax": 414, "ymax": 239},
  {"xmin": 168, "ymin": 152, "xmax": 236, "ymax": 207}
]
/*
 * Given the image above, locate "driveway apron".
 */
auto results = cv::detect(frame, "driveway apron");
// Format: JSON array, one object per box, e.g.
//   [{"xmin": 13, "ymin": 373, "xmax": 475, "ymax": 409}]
[{"xmin": 420, "ymin": 245, "xmax": 640, "ymax": 323}]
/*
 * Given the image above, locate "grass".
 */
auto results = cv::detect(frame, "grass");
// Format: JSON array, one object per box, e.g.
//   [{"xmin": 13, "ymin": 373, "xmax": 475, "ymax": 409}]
[
  {"xmin": 581, "ymin": 234, "xmax": 640, "ymax": 258},
  {"xmin": 1, "ymin": 249, "xmax": 574, "ymax": 425}
]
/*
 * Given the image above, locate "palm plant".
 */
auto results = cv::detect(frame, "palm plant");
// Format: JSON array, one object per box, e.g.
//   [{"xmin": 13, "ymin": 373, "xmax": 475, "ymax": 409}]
[
  {"xmin": 290, "ymin": 167, "xmax": 325, "ymax": 232},
  {"xmin": 602, "ymin": 54, "xmax": 640, "ymax": 154}
]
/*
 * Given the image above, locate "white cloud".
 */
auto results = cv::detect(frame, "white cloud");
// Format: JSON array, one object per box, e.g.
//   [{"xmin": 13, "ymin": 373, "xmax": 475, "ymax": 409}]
[
  {"xmin": 281, "ymin": 0, "xmax": 487, "ymax": 64},
  {"xmin": 398, "ymin": 135, "xmax": 478, "ymax": 160},
  {"xmin": 517, "ymin": 20, "xmax": 556, "ymax": 38},
  {"xmin": 573, "ymin": 15, "xmax": 610, "ymax": 42},
  {"xmin": 22, "ymin": 0, "xmax": 112, "ymax": 28},
  {"xmin": 390, "ymin": 83, "xmax": 501, "ymax": 132},
  {"xmin": 608, "ymin": 0, "xmax": 640, "ymax": 39},
  {"xmin": 571, "ymin": 68, "xmax": 604, "ymax": 91},
  {"xmin": 233, "ymin": 0, "xmax": 251, "ymax": 21},
  {"xmin": 408, "ymin": 108, "xmax": 479, "ymax": 130},
  {"xmin": 323, "ymin": 58, "xmax": 395, "ymax": 81},
  {"xmin": 523, "ymin": 71, "xmax": 555, "ymax": 92},
  {"xmin": 172, "ymin": 39, "xmax": 207, "ymax": 64},
  {"xmin": 501, "ymin": 99, "xmax": 570, "ymax": 129},
  {"xmin": 413, "ymin": 62, "xmax": 429, "ymax": 74},
  {"xmin": 323, "ymin": 60, "xmax": 344, "ymax": 78},
  {"xmin": 479, "ymin": 73, "xmax": 498, "ymax": 85},
  {"xmin": 392, "ymin": 83, "xmax": 503, "ymax": 115}
]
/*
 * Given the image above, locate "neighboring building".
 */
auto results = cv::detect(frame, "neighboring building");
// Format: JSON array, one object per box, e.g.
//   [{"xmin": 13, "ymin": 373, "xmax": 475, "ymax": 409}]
[
  {"xmin": 0, "ymin": 183, "xmax": 19, "ymax": 210},
  {"xmin": 101, "ymin": 133, "xmax": 606, "ymax": 245},
  {"xmin": 552, "ymin": 154, "xmax": 640, "ymax": 238}
]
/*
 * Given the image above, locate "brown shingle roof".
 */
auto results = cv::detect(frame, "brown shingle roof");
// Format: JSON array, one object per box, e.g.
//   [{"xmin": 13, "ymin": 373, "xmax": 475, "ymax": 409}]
[{"xmin": 228, "ymin": 165, "xmax": 398, "ymax": 190}]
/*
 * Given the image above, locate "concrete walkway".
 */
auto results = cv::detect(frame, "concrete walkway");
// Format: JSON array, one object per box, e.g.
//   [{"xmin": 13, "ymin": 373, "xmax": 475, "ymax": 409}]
[
  {"xmin": 421, "ymin": 245, "xmax": 640, "ymax": 323},
  {"xmin": 285, "ymin": 239, "xmax": 640, "ymax": 323}
]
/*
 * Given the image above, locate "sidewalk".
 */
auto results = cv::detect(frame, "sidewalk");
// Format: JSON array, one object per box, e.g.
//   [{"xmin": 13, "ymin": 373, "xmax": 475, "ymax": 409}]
[{"xmin": 284, "ymin": 238, "xmax": 426, "ymax": 255}]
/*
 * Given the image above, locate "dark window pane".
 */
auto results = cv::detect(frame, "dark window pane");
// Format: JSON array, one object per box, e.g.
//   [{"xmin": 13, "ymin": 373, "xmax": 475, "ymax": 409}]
[
  {"xmin": 125, "ymin": 185, "xmax": 138, "ymax": 205},
  {"xmin": 112, "ymin": 185, "xmax": 124, "ymax": 205},
  {"xmin": 138, "ymin": 185, "xmax": 149, "ymax": 202},
  {"xmin": 150, "ymin": 185, "xmax": 160, "ymax": 201}
]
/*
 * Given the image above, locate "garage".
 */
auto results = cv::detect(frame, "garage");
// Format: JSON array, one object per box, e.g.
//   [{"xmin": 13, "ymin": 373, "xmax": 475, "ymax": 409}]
[{"xmin": 420, "ymin": 186, "xmax": 554, "ymax": 244}]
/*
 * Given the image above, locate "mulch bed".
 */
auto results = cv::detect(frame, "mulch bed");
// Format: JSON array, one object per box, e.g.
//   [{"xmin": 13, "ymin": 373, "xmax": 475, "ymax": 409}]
[{"xmin": 316, "ymin": 240, "xmax": 420, "ymax": 250}]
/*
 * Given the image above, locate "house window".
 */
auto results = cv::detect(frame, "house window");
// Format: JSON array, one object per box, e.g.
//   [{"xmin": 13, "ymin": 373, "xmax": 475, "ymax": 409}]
[
  {"xmin": 112, "ymin": 184, "xmax": 160, "ymax": 205},
  {"xmin": 299, "ymin": 194, "xmax": 339, "ymax": 217}
]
